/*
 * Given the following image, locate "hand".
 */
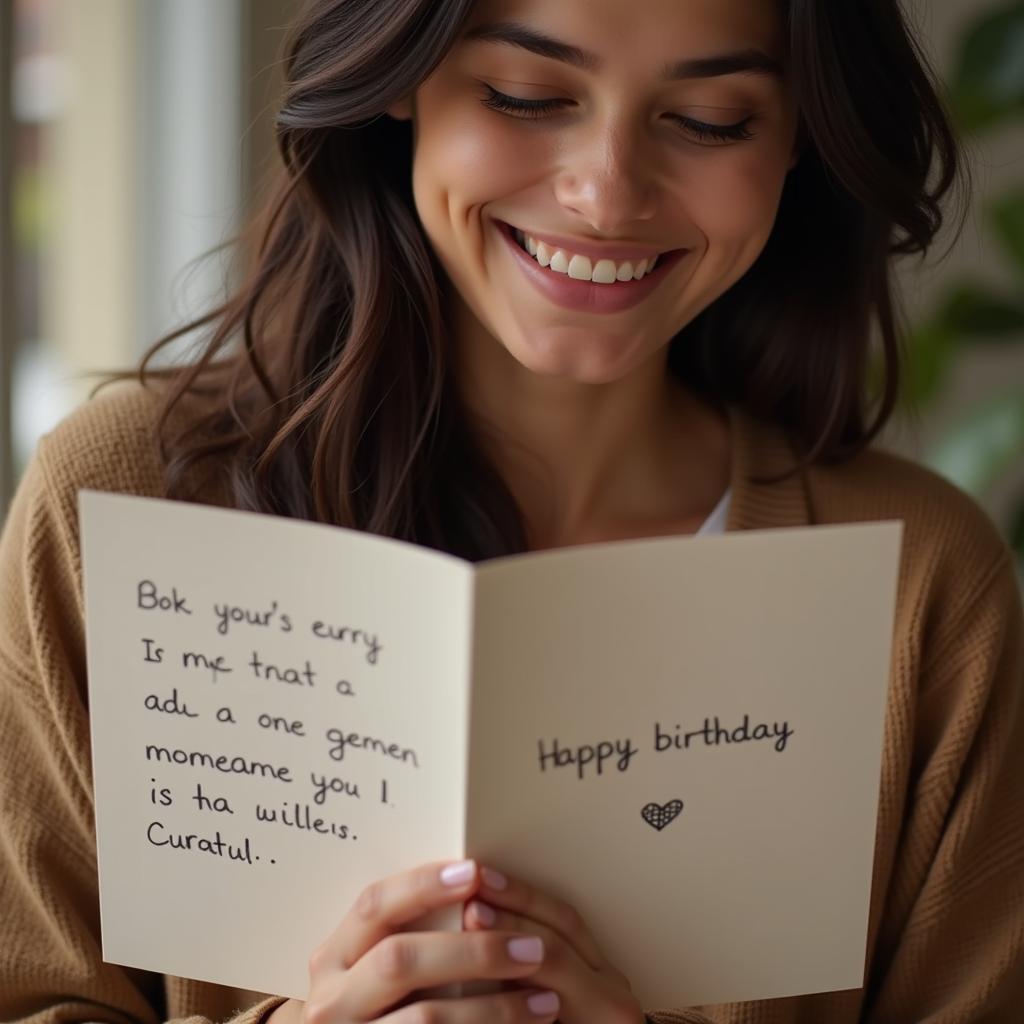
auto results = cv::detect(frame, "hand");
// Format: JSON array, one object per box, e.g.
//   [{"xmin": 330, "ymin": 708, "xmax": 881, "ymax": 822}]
[
  {"xmin": 267, "ymin": 858, "xmax": 564, "ymax": 1023},
  {"xmin": 462, "ymin": 865, "xmax": 645, "ymax": 1024}
]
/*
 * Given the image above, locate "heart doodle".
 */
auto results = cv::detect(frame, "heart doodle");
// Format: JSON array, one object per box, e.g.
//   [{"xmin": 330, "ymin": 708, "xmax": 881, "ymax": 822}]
[{"xmin": 641, "ymin": 799, "xmax": 684, "ymax": 831}]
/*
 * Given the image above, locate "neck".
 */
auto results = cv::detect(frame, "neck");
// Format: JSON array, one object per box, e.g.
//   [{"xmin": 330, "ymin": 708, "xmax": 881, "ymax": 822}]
[{"xmin": 452, "ymin": 309, "xmax": 732, "ymax": 549}]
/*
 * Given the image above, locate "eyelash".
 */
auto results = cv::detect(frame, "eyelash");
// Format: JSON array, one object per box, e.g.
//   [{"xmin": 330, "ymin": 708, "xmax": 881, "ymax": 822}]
[{"xmin": 480, "ymin": 84, "xmax": 756, "ymax": 143}]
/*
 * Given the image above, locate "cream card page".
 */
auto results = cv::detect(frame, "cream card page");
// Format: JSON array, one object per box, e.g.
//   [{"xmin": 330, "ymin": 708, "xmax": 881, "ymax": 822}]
[{"xmin": 79, "ymin": 490, "xmax": 903, "ymax": 1008}]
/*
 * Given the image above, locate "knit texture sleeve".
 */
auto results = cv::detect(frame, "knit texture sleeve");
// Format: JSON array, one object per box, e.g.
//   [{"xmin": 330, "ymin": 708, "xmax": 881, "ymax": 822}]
[
  {"xmin": 864, "ymin": 548, "xmax": 1024, "ymax": 1022},
  {"xmin": 0, "ymin": 440, "xmax": 286, "ymax": 1024},
  {"xmin": 644, "ymin": 1012, "xmax": 715, "ymax": 1023}
]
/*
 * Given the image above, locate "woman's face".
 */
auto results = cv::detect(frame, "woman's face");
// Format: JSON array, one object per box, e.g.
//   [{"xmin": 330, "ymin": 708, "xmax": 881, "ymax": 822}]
[{"xmin": 391, "ymin": 0, "xmax": 799, "ymax": 385}]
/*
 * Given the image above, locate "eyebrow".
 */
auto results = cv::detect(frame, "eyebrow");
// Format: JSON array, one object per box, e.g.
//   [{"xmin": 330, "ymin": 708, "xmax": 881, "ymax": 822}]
[{"xmin": 462, "ymin": 21, "xmax": 784, "ymax": 80}]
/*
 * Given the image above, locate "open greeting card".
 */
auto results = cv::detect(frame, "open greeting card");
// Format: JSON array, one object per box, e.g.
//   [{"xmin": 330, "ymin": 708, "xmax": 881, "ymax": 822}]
[{"xmin": 79, "ymin": 490, "xmax": 902, "ymax": 1008}]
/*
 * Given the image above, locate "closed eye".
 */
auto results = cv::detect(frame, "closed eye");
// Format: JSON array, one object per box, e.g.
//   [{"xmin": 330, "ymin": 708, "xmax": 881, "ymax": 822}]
[{"xmin": 480, "ymin": 84, "xmax": 756, "ymax": 144}]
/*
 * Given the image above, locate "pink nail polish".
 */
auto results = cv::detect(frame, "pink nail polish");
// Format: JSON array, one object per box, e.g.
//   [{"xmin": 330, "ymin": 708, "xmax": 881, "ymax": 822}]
[
  {"xmin": 527, "ymin": 990, "xmax": 560, "ymax": 1016},
  {"xmin": 481, "ymin": 866, "xmax": 508, "ymax": 890},
  {"xmin": 469, "ymin": 900, "xmax": 496, "ymax": 926},
  {"xmin": 440, "ymin": 859, "xmax": 475, "ymax": 886},
  {"xmin": 508, "ymin": 936, "xmax": 544, "ymax": 963}
]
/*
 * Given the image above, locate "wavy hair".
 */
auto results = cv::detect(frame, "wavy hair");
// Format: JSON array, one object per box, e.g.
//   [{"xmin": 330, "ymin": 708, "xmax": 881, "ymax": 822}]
[{"xmin": 101, "ymin": 0, "xmax": 969, "ymax": 560}]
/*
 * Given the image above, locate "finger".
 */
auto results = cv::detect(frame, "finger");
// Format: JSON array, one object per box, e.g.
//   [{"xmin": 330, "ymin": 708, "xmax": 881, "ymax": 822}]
[
  {"xmin": 476, "ymin": 867, "xmax": 611, "ymax": 972},
  {"xmin": 464, "ymin": 899, "xmax": 570, "ymax": 982},
  {"xmin": 374, "ymin": 987, "xmax": 561, "ymax": 1023},
  {"xmin": 329, "ymin": 929, "xmax": 548, "ymax": 1021},
  {"xmin": 462, "ymin": 900, "xmax": 591, "ymax": 992},
  {"xmin": 465, "ymin": 900, "xmax": 633, "ymax": 1004},
  {"xmin": 314, "ymin": 859, "xmax": 481, "ymax": 973},
  {"xmin": 465, "ymin": 899, "xmax": 544, "ymax": 939}
]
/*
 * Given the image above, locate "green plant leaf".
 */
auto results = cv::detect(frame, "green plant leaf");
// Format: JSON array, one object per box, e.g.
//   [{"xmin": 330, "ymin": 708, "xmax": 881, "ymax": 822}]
[
  {"xmin": 989, "ymin": 189, "xmax": 1024, "ymax": 276},
  {"xmin": 935, "ymin": 280, "xmax": 1024, "ymax": 338},
  {"xmin": 925, "ymin": 391, "xmax": 1024, "ymax": 495},
  {"xmin": 901, "ymin": 322, "xmax": 958, "ymax": 409},
  {"xmin": 1010, "ymin": 494, "xmax": 1024, "ymax": 558},
  {"xmin": 1008, "ymin": 495, "xmax": 1024, "ymax": 588},
  {"xmin": 950, "ymin": 0, "xmax": 1024, "ymax": 133}
]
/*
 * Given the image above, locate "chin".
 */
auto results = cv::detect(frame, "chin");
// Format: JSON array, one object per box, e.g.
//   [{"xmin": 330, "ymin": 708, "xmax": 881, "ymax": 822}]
[{"xmin": 503, "ymin": 328, "xmax": 643, "ymax": 386}]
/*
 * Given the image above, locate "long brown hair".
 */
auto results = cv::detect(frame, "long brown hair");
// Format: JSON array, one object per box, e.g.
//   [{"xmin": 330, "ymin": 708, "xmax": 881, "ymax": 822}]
[{"xmin": 100, "ymin": 0, "xmax": 969, "ymax": 560}]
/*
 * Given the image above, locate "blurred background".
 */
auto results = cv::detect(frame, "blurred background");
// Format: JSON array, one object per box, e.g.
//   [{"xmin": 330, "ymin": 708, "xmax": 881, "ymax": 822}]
[{"xmin": 0, "ymin": 0, "xmax": 1022, "ymax": 576}]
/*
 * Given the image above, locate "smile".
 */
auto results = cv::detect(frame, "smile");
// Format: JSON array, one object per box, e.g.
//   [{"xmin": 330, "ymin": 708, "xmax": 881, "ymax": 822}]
[
  {"xmin": 513, "ymin": 228, "xmax": 663, "ymax": 283},
  {"xmin": 496, "ymin": 220, "xmax": 689, "ymax": 315}
]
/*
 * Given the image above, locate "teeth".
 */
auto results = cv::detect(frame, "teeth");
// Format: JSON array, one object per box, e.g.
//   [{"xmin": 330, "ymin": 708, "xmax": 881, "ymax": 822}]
[{"xmin": 512, "ymin": 226, "xmax": 661, "ymax": 284}]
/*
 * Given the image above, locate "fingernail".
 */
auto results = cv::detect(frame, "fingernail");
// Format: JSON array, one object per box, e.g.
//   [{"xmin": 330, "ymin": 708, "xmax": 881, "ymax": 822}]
[
  {"xmin": 508, "ymin": 936, "xmax": 544, "ymax": 963},
  {"xmin": 481, "ymin": 866, "xmax": 508, "ymax": 890},
  {"xmin": 440, "ymin": 859, "xmax": 476, "ymax": 886},
  {"xmin": 469, "ymin": 900, "xmax": 496, "ymax": 926},
  {"xmin": 527, "ymin": 991, "xmax": 560, "ymax": 1016}
]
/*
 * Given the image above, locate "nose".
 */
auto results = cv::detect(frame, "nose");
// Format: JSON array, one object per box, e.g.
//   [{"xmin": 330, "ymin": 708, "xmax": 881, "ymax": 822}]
[{"xmin": 553, "ymin": 120, "xmax": 658, "ymax": 234}]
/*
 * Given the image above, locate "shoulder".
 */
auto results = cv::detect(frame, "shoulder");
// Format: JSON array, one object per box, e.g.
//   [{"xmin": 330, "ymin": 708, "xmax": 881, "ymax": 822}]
[
  {"xmin": 0, "ymin": 380, "xmax": 161, "ymax": 654},
  {"xmin": 34, "ymin": 378, "xmax": 170, "ymax": 503},
  {"xmin": 3, "ymin": 377, "xmax": 227, "ymax": 615},
  {"xmin": 0, "ymin": 380, "xmax": 175, "ymax": 596},
  {"xmin": 805, "ymin": 442, "xmax": 1019, "ymax": 655},
  {"xmin": 807, "ymin": 442, "xmax": 1010, "ymax": 571}
]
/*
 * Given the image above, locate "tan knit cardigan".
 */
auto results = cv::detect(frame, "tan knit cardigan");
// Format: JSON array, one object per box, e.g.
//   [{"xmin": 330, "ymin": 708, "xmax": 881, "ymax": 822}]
[{"xmin": 1, "ymin": 382, "xmax": 1022, "ymax": 1023}]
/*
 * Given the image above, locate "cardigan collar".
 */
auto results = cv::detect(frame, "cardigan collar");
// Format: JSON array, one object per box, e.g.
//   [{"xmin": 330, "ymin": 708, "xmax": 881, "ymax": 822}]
[{"xmin": 723, "ymin": 402, "xmax": 812, "ymax": 533}]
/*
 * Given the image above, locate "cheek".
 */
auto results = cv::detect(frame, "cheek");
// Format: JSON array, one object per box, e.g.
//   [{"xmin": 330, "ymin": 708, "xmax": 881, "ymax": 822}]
[
  {"xmin": 683, "ymin": 147, "xmax": 789, "ymax": 255},
  {"xmin": 412, "ymin": 105, "xmax": 541, "ymax": 234}
]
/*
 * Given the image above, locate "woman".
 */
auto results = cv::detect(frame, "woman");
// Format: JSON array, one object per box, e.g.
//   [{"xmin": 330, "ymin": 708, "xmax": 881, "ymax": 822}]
[{"xmin": 1, "ymin": 0, "xmax": 1021, "ymax": 1021}]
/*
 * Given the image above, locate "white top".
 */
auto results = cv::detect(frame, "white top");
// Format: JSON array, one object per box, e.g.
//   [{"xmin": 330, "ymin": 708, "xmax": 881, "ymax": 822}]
[{"xmin": 694, "ymin": 485, "xmax": 731, "ymax": 537}]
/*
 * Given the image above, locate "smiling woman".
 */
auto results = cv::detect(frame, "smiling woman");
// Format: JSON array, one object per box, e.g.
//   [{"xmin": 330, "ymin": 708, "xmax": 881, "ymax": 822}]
[
  {"xmin": 97, "ymin": 0, "xmax": 964, "ymax": 558},
  {"xmin": 0, "ymin": 0, "xmax": 1021, "ymax": 1023},
  {"xmin": 87, "ymin": 0, "xmax": 957, "ymax": 557},
  {"xmin": 395, "ymin": 0, "xmax": 802, "ymax": 429}
]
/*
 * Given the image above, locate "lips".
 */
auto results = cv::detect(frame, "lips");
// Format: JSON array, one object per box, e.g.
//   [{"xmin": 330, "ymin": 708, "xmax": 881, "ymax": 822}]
[
  {"xmin": 495, "ymin": 219, "xmax": 689, "ymax": 315},
  {"xmin": 502, "ymin": 221, "xmax": 678, "ymax": 265}
]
